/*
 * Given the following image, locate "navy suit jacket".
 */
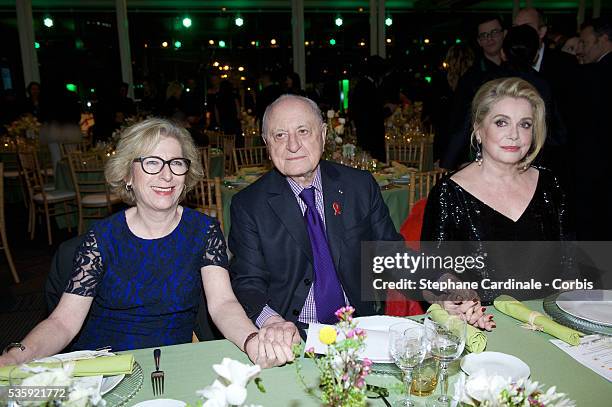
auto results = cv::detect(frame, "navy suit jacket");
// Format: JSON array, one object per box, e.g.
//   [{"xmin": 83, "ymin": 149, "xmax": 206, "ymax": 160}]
[{"xmin": 229, "ymin": 160, "xmax": 402, "ymax": 324}]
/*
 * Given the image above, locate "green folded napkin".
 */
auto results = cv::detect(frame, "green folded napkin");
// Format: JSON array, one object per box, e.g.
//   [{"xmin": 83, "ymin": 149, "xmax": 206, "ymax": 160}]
[
  {"xmin": 494, "ymin": 295, "xmax": 582, "ymax": 346},
  {"xmin": 427, "ymin": 304, "xmax": 487, "ymax": 353},
  {"xmin": 0, "ymin": 354, "xmax": 134, "ymax": 381}
]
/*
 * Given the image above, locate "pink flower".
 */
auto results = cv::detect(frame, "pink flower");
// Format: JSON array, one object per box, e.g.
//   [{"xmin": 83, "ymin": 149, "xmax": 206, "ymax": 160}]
[
  {"xmin": 362, "ymin": 358, "xmax": 373, "ymax": 367},
  {"xmin": 356, "ymin": 378, "xmax": 365, "ymax": 389},
  {"xmin": 306, "ymin": 347, "xmax": 315, "ymax": 354},
  {"xmin": 346, "ymin": 329, "xmax": 355, "ymax": 338},
  {"xmin": 342, "ymin": 374, "xmax": 349, "ymax": 382}
]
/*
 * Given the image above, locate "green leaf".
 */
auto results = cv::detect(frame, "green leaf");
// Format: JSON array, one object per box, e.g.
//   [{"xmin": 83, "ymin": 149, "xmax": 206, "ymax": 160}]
[{"xmin": 254, "ymin": 377, "xmax": 266, "ymax": 393}]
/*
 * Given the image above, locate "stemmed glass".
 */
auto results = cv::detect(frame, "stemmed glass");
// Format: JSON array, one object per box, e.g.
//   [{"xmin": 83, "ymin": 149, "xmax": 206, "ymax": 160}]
[
  {"xmin": 425, "ymin": 313, "xmax": 467, "ymax": 406},
  {"xmin": 388, "ymin": 323, "xmax": 430, "ymax": 407}
]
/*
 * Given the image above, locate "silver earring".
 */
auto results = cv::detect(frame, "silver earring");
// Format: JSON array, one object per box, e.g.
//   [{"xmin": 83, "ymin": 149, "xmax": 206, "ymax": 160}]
[
  {"xmin": 125, "ymin": 184, "xmax": 132, "ymax": 191},
  {"xmin": 475, "ymin": 142, "xmax": 483, "ymax": 166}
]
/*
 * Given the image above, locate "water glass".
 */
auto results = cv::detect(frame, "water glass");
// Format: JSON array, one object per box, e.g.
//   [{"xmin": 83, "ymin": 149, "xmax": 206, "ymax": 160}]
[
  {"xmin": 388, "ymin": 323, "xmax": 430, "ymax": 407},
  {"xmin": 425, "ymin": 313, "xmax": 467, "ymax": 406}
]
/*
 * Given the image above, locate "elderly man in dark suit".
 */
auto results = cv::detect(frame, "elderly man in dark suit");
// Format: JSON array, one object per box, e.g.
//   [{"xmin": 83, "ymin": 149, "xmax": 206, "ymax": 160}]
[{"xmin": 229, "ymin": 95, "xmax": 402, "ymax": 344}]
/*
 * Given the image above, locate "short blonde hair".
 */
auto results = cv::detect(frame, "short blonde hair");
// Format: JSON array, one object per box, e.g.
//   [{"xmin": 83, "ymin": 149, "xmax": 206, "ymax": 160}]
[
  {"xmin": 471, "ymin": 77, "xmax": 546, "ymax": 169},
  {"xmin": 105, "ymin": 118, "xmax": 203, "ymax": 205}
]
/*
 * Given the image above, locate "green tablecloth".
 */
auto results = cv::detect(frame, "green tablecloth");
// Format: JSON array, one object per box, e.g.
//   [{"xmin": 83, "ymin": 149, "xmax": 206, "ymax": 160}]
[
  {"xmin": 222, "ymin": 185, "xmax": 410, "ymax": 237},
  {"xmin": 121, "ymin": 300, "xmax": 609, "ymax": 406}
]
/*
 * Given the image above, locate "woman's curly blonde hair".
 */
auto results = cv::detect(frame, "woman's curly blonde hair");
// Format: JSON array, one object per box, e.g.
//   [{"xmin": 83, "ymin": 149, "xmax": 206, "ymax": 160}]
[{"xmin": 105, "ymin": 118, "xmax": 203, "ymax": 205}]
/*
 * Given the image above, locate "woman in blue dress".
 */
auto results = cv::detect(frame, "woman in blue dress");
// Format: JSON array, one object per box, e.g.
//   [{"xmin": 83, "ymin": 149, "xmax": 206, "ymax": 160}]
[{"xmin": 0, "ymin": 118, "xmax": 298, "ymax": 368}]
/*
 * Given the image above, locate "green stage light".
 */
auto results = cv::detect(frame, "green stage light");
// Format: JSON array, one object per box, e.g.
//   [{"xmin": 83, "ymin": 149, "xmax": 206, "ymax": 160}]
[
  {"xmin": 43, "ymin": 17, "xmax": 54, "ymax": 28},
  {"xmin": 34, "ymin": 42, "xmax": 40, "ymax": 49},
  {"xmin": 335, "ymin": 17, "xmax": 343, "ymax": 27},
  {"xmin": 385, "ymin": 17, "xmax": 393, "ymax": 27},
  {"xmin": 235, "ymin": 17, "xmax": 244, "ymax": 27},
  {"xmin": 219, "ymin": 40, "xmax": 226, "ymax": 48},
  {"xmin": 455, "ymin": 38, "xmax": 462, "ymax": 44},
  {"xmin": 66, "ymin": 83, "xmax": 77, "ymax": 92},
  {"xmin": 182, "ymin": 17, "xmax": 192, "ymax": 28},
  {"xmin": 174, "ymin": 40, "xmax": 182, "ymax": 48},
  {"xmin": 329, "ymin": 38, "xmax": 336, "ymax": 46},
  {"xmin": 424, "ymin": 76, "xmax": 432, "ymax": 83}
]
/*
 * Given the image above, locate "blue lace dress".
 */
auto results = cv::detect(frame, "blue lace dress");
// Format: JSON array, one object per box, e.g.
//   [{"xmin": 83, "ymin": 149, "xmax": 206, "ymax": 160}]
[{"xmin": 64, "ymin": 207, "xmax": 228, "ymax": 351}]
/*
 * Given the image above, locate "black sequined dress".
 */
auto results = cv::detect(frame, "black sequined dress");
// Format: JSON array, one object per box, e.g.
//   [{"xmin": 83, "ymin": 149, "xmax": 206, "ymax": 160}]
[{"xmin": 420, "ymin": 167, "xmax": 569, "ymax": 302}]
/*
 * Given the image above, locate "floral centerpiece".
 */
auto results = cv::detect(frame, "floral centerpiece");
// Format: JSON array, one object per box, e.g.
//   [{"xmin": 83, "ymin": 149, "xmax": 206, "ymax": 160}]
[
  {"xmin": 195, "ymin": 358, "xmax": 263, "ymax": 407},
  {"xmin": 323, "ymin": 110, "xmax": 376, "ymax": 171},
  {"xmin": 8, "ymin": 363, "xmax": 105, "ymax": 407},
  {"xmin": 3, "ymin": 114, "xmax": 42, "ymax": 150},
  {"xmin": 293, "ymin": 306, "xmax": 373, "ymax": 407},
  {"xmin": 455, "ymin": 372, "xmax": 575, "ymax": 407}
]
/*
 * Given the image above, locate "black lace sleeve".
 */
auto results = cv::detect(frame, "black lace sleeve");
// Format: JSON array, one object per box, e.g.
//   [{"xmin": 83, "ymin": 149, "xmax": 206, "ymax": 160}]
[
  {"xmin": 201, "ymin": 220, "xmax": 229, "ymax": 269},
  {"xmin": 64, "ymin": 230, "xmax": 105, "ymax": 297}
]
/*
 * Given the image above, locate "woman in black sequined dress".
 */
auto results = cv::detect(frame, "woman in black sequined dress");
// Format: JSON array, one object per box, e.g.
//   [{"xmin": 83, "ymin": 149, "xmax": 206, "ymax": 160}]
[{"xmin": 421, "ymin": 77, "xmax": 569, "ymax": 328}]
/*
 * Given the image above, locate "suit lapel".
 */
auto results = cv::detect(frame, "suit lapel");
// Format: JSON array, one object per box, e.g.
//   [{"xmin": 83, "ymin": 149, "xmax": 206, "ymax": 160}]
[
  {"xmin": 267, "ymin": 170, "xmax": 313, "ymax": 263},
  {"xmin": 320, "ymin": 162, "xmax": 345, "ymax": 272}
]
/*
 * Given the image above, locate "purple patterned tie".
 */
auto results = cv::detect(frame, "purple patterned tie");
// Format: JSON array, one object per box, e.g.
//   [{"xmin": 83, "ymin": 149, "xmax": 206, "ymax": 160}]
[{"xmin": 299, "ymin": 187, "xmax": 345, "ymax": 324}]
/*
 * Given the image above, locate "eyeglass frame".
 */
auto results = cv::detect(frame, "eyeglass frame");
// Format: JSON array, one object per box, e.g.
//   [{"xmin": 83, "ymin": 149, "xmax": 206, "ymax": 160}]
[
  {"xmin": 133, "ymin": 156, "xmax": 191, "ymax": 176},
  {"xmin": 477, "ymin": 28, "xmax": 504, "ymax": 41}
]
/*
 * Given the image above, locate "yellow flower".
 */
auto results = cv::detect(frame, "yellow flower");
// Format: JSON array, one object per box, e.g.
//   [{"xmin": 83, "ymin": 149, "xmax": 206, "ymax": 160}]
[{"xmin": 319, "ymin": 326, "xmax": 337, "ymax": 345}]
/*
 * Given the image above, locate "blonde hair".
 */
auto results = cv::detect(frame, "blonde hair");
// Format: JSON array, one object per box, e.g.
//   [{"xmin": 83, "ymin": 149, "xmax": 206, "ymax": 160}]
[
  {"xmin": 105, "ymin": 118, "xmax": 203, "ymax": 205},
  {"xmin": 471, "ymin": 77, "xmax": 546, "ymax": 169},
  {"xmin": 445, "ymin": 44, "xmax": 475, "ymax": 91}
]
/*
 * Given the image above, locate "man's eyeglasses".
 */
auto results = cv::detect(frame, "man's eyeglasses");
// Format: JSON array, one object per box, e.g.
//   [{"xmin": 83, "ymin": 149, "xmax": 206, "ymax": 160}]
[
  {"xmin": 477, "ymin": 29, "xmax": 503, "ymax": 40},
  {"xmin": 133, "ymin": 156, "xmax": 191, "ymax": 175}
]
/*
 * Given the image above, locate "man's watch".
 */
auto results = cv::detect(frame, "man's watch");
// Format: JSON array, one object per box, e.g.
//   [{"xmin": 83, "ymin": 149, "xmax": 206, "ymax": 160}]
[{"xmin": 2, "ymin": 342, "xmax": 25, "ymax": 354}]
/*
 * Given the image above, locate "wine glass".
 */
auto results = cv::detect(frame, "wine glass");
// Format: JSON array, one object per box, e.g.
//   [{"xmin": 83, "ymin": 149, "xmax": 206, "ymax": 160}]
[
  {"xmin": 425, "ymin": 313, "xmax": 467, "ymax": 406},
  {"xmin": 388, "ymin": 323, "xmax": 430, "ymax": 407}
]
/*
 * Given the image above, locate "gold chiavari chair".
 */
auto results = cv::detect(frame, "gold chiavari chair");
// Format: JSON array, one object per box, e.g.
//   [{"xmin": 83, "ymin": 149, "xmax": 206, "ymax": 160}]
[
  {"xmin": 60, "ymin": 141, "xmax": 90, "ymax": 158},
  {"xmin": 408, "ymin": 168, "xmax": 448, "ymax": 213},
  {"xmin": 386, "ymin": 141, "xmax": 425, "ymax": 170},
  {"xmin": 0, "ymin": 163, "xmax": 19, "ymax": 283},
  {"xmin": 221, "ymin": 134, "xmax": 236, "ymax": 175},
  {"xmin": 19, "ymin": 150, "xmax": 77, "ymax": 245},
  {"xmin": 232, "ymin": 146, "xmax": 269, "ymax": 173},
  {"xmin": 67, "ymin": 151, "xmax": 122, "ymax": 234},
  {"xmin": 186, "ymin": 177, "xmax": 224, "ymax": 233},
  {"xmin": 198, "ymin": 147, "xmax": 211, "ymax": 178},
  {"xmin": 205, "ymin": 130, "xmax": 224, "ymax": 149}
]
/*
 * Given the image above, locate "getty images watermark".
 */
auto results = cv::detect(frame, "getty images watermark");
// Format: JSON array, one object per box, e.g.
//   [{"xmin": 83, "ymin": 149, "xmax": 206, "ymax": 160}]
[{"xmin": 359, "ymin": 241, "xmax": 609, "ymax": 302}]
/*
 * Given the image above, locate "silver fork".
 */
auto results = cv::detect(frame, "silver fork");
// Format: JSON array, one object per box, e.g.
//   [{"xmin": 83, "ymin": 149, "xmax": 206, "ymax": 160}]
[{"xmin": 151, "ymin": 348, "xmax": 164, "ymax": 396}]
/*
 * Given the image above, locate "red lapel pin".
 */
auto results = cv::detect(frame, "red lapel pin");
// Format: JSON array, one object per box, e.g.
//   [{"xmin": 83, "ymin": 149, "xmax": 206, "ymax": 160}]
[{"xmin": 332, "ymin": 202, "xmax": 342, "ymax": 216}]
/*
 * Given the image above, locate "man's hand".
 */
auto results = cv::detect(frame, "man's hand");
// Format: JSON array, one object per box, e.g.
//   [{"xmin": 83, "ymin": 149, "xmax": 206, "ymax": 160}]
[{"xmin": 245, "ymin": 316, "xmax": 301, "ymax": 368}]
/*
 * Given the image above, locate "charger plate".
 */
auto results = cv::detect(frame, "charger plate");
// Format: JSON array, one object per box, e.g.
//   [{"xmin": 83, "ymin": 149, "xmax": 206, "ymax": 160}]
[
  {"xmin": 543, "ymin": 293, "xmax": 612, "ymax": 336},
  {"xmin": 103, "ymin": 361, "xmax": 144, "ymax": 407}
]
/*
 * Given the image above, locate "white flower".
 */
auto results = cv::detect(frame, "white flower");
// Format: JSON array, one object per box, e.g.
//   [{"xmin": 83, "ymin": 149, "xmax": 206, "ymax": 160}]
[
  {"xmin": 327, "ymin": 110, "xmax": 335, "ymax": 119},
  {"xmin": 212, "ymin": 358, "xmax": 261, "ymax": 388},
  {"xmin": 338, "ymin": 118, "xmax": 346, "ymax": 124},
  {"xmin": 198, "ymin": 358, "xmax": 261, "ymax": 406},
  {"xmin": 334, "ymin": 136, "xmax": 343, "ymax": 144},
  {"xmin": 198, "ymin": 379, "xmax": 228, "ymax": 407},
  {"xmin": 225, "ymin": 383, "xmax": 248, "ymax": 405}
]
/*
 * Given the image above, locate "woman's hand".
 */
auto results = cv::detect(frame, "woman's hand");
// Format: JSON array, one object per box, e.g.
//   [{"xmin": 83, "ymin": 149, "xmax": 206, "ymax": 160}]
[
  {"xmin": 247, "ymin": 318, "xmax": 301, "ymax": 368},
  {"xmin": 442, "ymin": 300, "xmax": 496, "ymax": 331},
  {"xmin": 0, "ymin": 352, "xmax": 20, "ymax": 368}
]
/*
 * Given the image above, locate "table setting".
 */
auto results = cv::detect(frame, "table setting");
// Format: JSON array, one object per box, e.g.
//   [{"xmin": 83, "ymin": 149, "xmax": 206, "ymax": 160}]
[{"xmin": 1, "ymin": 292, "xmax": 610, "ymax": 406}]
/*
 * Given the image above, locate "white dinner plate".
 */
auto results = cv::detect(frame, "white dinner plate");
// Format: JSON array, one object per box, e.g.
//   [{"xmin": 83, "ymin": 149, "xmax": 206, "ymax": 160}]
[
  {"xmin": 132, "ymin": 399, "xmax": 186, "ymax": 407},
  {"xmin": 556, "ymin": 290, "xmax": 612, "ymax": 326},
  {"xmin": 461, "ymin": 352, "xmax": 530, "ymax": 381},
  {"xmin": 353, "ymin": 315, "xmax": 421, "ymax": 332},
  {"xmin": 100, "ymin": 374, "xmax": 125, "ymax": 395},
  {"xmin": 354, "ymin": 316, "xmax": 422, "ymax": 363}
]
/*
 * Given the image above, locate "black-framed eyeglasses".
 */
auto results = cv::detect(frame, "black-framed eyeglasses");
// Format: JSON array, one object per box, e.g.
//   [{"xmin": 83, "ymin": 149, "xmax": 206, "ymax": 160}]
[
  {"xmin": 477, "ymin": 29, "xmax": 503, "ymax": 40},
  {"xmin": 133, "ymin": 156, "xmax": 191, "ymax": 176}
]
